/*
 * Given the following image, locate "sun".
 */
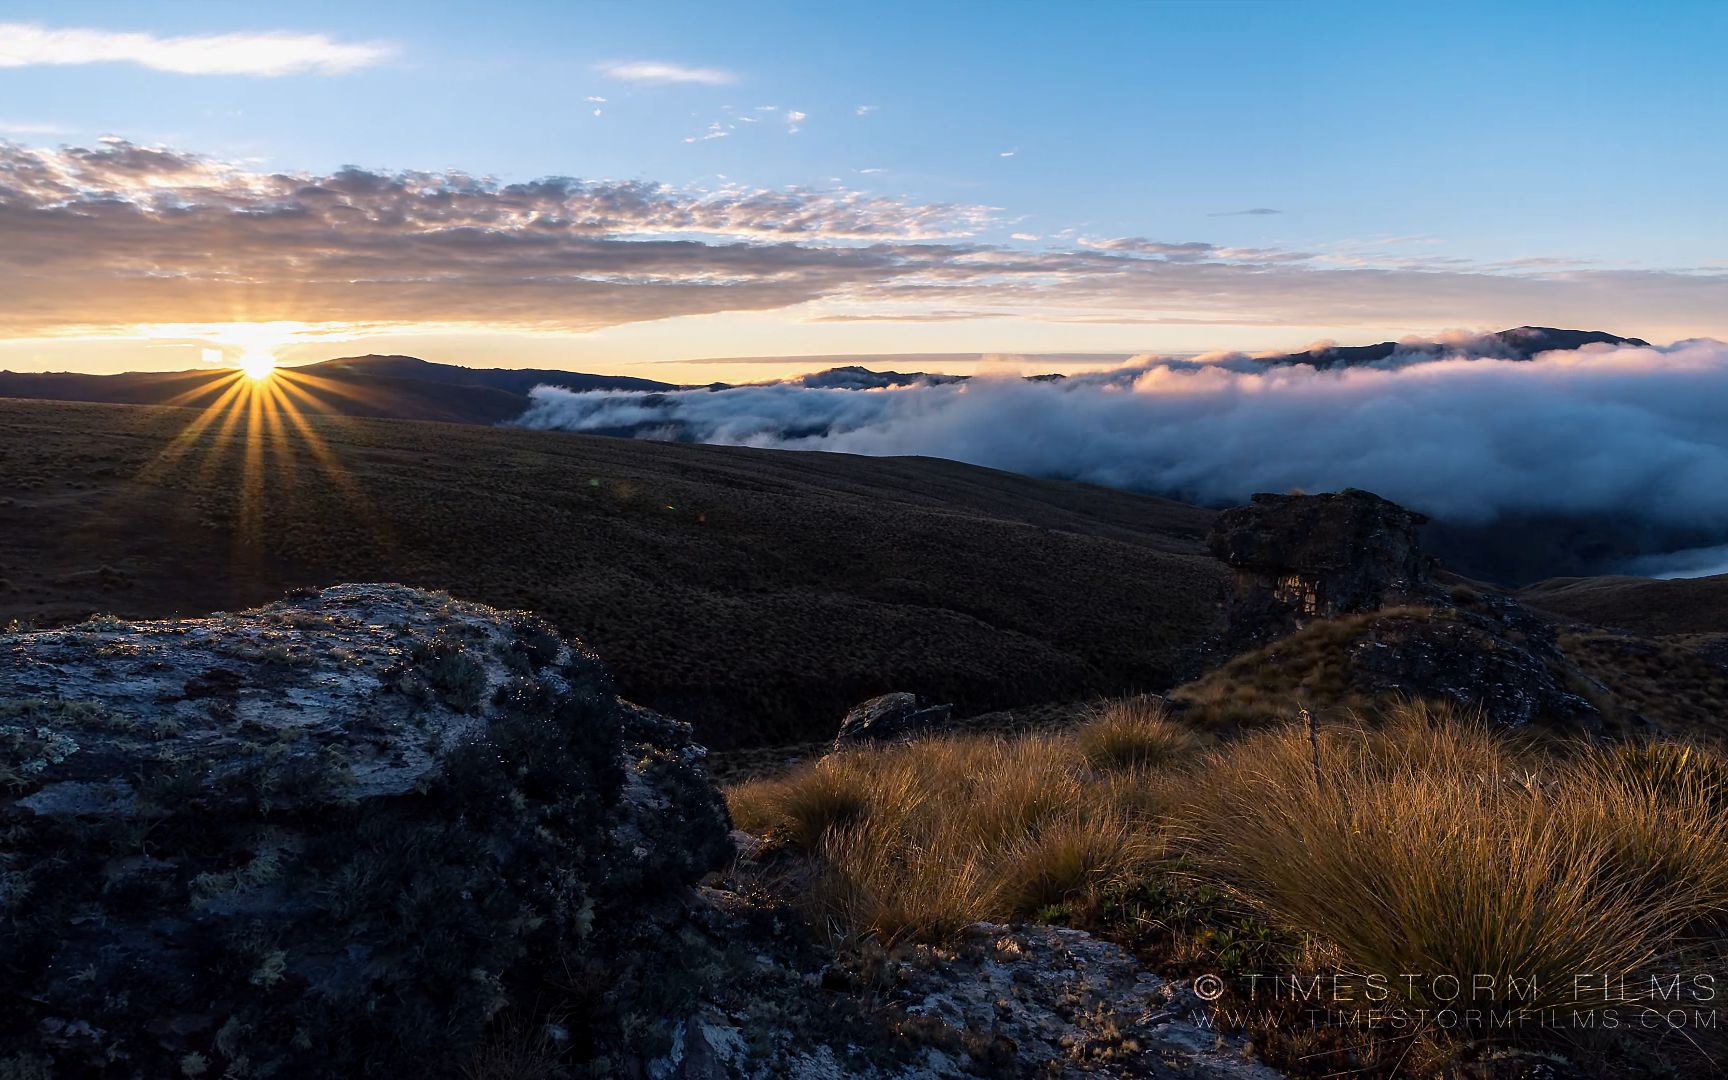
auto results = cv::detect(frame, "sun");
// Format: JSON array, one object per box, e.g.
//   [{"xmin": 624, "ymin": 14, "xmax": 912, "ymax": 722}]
[{"xmin": 238, "ymin": 349, "xmax": 277, "ymax": 382}]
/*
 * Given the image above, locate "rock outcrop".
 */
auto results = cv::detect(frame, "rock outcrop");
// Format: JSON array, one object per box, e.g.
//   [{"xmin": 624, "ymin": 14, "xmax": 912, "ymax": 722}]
[
  {"xmin": 834, "ymin": 692, "xmax": 955, "ymax": 749},
  {"xmin": 640, "ymin": 883, "xmax": 1282, "ymax": 1078},
  {"xmin": 0, "ymin": 584, "xmax": 731, "ymax": 1077},
  {"xmin": 1209, "ymin": 489, "xmax": 1435, "ymax": 635},
  {"xmin": 1195, "ymin": 491, "xmax": 1600, "ymax": 729}
]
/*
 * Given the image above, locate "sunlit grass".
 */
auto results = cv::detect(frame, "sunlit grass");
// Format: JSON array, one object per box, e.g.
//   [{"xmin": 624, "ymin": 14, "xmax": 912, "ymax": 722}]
[{"xmin": 728, "ymin": 698, "xmax": 1728, "ymax": 1051}]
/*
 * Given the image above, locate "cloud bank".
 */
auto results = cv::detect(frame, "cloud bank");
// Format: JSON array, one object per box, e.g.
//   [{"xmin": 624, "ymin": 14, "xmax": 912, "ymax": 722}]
[
  {"xmin": 516, "ymin": 340, "xmax": 1728, "ymax": 532},
  {"xmin": 2, "ymin": 137, "xmax": 1727, "ymax": 339},
  {"xmin": 0, "ymin": 22, "xmax": 393, "ymax": 76}
]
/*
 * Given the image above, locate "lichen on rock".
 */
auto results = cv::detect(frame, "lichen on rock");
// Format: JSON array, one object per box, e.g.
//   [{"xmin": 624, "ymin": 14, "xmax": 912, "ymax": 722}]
[{"xmin": 0, "ymin": 584, "xmax": 732, "ymax": 1076}]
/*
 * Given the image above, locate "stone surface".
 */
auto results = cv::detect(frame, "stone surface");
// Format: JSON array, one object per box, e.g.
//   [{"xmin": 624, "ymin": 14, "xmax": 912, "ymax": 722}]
[
  {"xmin": 1208, "ymin": 489, "xmax": 1434, "ymax": 636},
  {"xmin": 0, "ymin": 584, "xmax": 732, "ymax": 1077},
  {"xmin": 1338, "ymin": 603, "xmax": 1600, "ymax": 728},
  {"xmin": 646, "ymin": 897, "xmax": 1283, "ymax": 1079},
  {"xmin": 834, "ymin": 692, "xmax": 955, "ymax": 749}
]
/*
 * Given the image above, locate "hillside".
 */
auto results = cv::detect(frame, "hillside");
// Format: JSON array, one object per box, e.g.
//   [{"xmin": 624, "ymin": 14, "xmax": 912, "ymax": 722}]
[
  {"xmin": 0, "ymin": 355, "xmax": 679, "ymax": 426},
  {"xmin": 1521, "ymin": 572, "xmax": 1728, "ymax": 636},
  {"xmin": 0, "ymin": 397, "xmax": 1224, "ymax": 747}
]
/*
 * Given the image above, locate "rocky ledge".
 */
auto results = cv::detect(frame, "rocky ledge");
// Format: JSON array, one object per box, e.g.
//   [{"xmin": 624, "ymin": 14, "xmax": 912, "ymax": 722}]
[{"xmin": 0, "ymin": 584, "xmax": 731, "ymax": 1077}]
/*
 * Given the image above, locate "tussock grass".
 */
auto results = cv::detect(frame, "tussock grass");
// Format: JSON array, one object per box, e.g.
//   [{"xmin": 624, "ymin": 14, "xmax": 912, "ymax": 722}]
[
  {"xmin": 1076, "ymin": 696, "xmax": 1206, "ymax": 771},
  {"xmin": 727, "ymin": 709, "xmax": 1192, "ymax": 942},
  {"xmin": 1184, "ymin": 707, "xmax": 1724, "ymax": 1017},
  {"xmin": 729, "ymin": 697, "xmax": 1728, "ymax": 1062}
]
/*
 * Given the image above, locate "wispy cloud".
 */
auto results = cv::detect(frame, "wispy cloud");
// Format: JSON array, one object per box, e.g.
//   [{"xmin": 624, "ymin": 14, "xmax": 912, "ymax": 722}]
[
  {"xmin": 0, "ymin": 22, "xmax": 393, "ymax": 76},
  {"xmin": 855, "ymin": 104, "xmax": 877, "ymax": 116},
  {"xmin": 785, "ymin": 110, "xmax": 807, "ymax": 133},
  {"xmin": 596, "ymin": 59, "xmax": 735, "ymax": 85},
  {"xmin": 0, "ymin": 119, "xmax": 67, "ymax": 135},
  {"xmin": 1208, "ymin": 207, "xmax": 1282, "ymax": 217}
]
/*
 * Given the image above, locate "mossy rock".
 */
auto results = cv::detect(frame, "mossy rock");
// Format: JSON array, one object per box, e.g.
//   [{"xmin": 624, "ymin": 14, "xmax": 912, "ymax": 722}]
[{"xmin": 0, "ymin": 584, "xmax": 732, "ymax": 1077}]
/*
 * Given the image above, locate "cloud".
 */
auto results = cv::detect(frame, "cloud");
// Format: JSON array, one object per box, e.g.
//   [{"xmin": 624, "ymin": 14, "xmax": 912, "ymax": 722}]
[
  {"xmin": 785, "ymin": 110, "xmax": 807, "ymax": 133},
  {"xmin": 2, "ymin": 137, "xmax": 1725, "ymax": 343},
  {"xmin": 1010, "ymin": 232, "xmax": 1040, "ymax": 241},
  {"xmin": 1627, "ymin": 543, "xmax": 1728, "ymax": 579},
  {"xmin": 0, "ymin": 120, "xmax": 67, "ymax": 135},
  {"xmin": 596, "ymin": 60, "xmax": 735, "ymax": 85},
  {"xmin": 0, "ymin": 22, "xmax": 393, "ymax": 76},
  {"xmin": 855, "ymin": 105, "xmax": 877, "ymax": 116},
  {"xmin": 999, "ymin": 150, "xmax": 1016, "ymax": 158},
  {"xmin": 0, "ymin": 138, "xmax": 993, "ymax": 335},
  {"xmin": 517, "ymin": 340, "xmax": 1728, "ymax": 538},
  {"xmin": 1208, "ymin": 207, "xmax": 1282, "ymax": 217}
]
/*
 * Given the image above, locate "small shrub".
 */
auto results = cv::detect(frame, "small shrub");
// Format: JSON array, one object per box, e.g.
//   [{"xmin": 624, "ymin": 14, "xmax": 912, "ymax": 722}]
[{"xmin": 389, "ymin": 638, "xmax": 488, "ymax": 713}]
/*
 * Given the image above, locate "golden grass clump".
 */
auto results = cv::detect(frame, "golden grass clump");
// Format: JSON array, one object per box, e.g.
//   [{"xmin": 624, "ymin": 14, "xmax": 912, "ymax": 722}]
[
  {"xmin": 1183, "ymin": 703, "xmax": 1728, "ymax": 1018},
  {"xmin": 1075, "ymin": 697, "xmax": 1206, "ymax": 772},
  {"xmin": 729, "ymin": 727, "xmax": 1166, "ymax": 941},
  {"xmin": 728, "ymin": 696, "xmax": 1728, "ymax": 1071}
]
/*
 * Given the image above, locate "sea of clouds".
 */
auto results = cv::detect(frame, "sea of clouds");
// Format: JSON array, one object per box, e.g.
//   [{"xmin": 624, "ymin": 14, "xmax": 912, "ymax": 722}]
[{"xmin": 516, "ymin": 338, "xmax": 1728, "ymax": 561}]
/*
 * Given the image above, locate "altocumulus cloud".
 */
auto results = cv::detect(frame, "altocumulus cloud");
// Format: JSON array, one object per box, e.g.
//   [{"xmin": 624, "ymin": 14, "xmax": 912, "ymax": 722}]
[
  {"xmin": 516, "ymin": 339, "xmax": 1728, "ymax": 532},
  {"xmin": 2, "ymin": 137, "xmax": 1726, "ymax": 338},
  {"xmin": 0, "ymin": 22, "xmax": 393, "ymax": 76},
  {"xmin": 0, "ymin": 139, "xmax": 988, "ymax": 334}
]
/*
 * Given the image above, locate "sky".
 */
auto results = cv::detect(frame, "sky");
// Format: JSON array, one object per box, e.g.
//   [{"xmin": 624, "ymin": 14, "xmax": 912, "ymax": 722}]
[{"xmin": 1, "ymin": 0, "xmax": 1725, "ymax": 380}]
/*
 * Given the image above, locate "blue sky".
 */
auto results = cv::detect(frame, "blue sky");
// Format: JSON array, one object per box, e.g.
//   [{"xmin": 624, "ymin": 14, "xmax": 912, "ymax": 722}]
[{"xmin": 2, "ymin": 0, "xmax": 1725, "ymax": 376}]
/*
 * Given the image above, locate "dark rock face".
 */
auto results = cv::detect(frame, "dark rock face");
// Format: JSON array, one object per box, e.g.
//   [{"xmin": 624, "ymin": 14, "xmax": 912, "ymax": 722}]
[
  {"xmin": 1196, "ymin": 491, "xmax": 1602, "ymax": 729},
  {"xmin": 834, "ymin": 692, "xmax": 954, "ymax": 749},
  {"xmin": 1341, "ymin": 605, "xmax": 1600, "ymax": 728},
  {"xmin": 0, "ymin": 584, "xmax": 731, "ymax": 1077},
  {"xmin": 1209, "ymin": 489, "xmax": 1435, "ymax": 632}
]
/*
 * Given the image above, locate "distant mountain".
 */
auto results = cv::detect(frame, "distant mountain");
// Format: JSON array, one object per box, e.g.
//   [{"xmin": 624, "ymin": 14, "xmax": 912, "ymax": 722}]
[
  {"xmin": 0, "ymin": 328, "xmax": 1652, "ymax": 426},
  {"xmin": 1259, "ymin": 326, "xmax": 1651, "ymax": 371},
  {"xmin": 787, "ymin": 365, "xmax": 969, "ymax": 390}
]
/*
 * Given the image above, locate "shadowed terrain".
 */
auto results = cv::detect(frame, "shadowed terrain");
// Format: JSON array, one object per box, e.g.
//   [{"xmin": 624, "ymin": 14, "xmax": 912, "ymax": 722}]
[
  {"xmin": 0, "ymin": 396, "xmax": 1224, "ymax": 747},
  {"xmin": 0, "ymin": 355, "xmax": 679, "ymax": 426},
  {"xmin": 1522, "ymin": 573, "xmax": 1728, "ymax": 636}
]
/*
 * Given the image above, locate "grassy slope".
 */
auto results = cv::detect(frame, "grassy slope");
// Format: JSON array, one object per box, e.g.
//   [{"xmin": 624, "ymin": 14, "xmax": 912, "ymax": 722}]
[
  {"xmin": 0, "ymin": 397, "xmax": 1225, "ymax": 748},
  {"xmin": 1521, "ymin": 573, "xmax": 1728, "ymax": 635}
]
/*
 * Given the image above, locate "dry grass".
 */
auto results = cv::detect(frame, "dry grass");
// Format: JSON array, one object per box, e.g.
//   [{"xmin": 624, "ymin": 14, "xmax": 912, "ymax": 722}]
[
  {"xmin": 727, "ymin": 706, "xmax": 1200, "ymax": 942},
  {"xmin": 1183, "ymin": 706, "xmax": 1726, "ymax": 1018},
  {"xmin": 729, "ymin": 698, "xmax": 1728, "ymax": 1068},
  {"xmin": 1075, "ymin": 696, "xmax": 1207, "ymax": 771}
]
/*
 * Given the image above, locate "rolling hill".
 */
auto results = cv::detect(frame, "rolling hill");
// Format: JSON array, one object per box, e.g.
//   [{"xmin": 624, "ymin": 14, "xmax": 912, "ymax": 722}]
[
  {"xmin": 1521, "ymin": 573, "xmax": 1728, "ymax": 636},
  {"xmin": 0, "ymin": 397, "xmax": 1225, "ymax": 748},
  {"xmin": 0, "ymin": 355, "xmax": 679, "ymax": 426}
]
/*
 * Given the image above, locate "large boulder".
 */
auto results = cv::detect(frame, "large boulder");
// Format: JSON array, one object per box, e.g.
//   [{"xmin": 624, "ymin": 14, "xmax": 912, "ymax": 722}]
[
  {"xmin": 0, "ymin": 584, "xmax": 732, "ymax": 1077},
  {"xmin": 834, "ymin": 692, "xmax": 954, "ymax": 749},
  {"xmin": 1209, "ymin": 489, "xmax": 1435, "ymax": 636}
]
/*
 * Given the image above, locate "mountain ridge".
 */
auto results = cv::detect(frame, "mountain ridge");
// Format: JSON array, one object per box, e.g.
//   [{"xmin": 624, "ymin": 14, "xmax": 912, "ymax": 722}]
[{"xmin": 0, "ymin": 326, "xmax": 1656, "ymax": 427}]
